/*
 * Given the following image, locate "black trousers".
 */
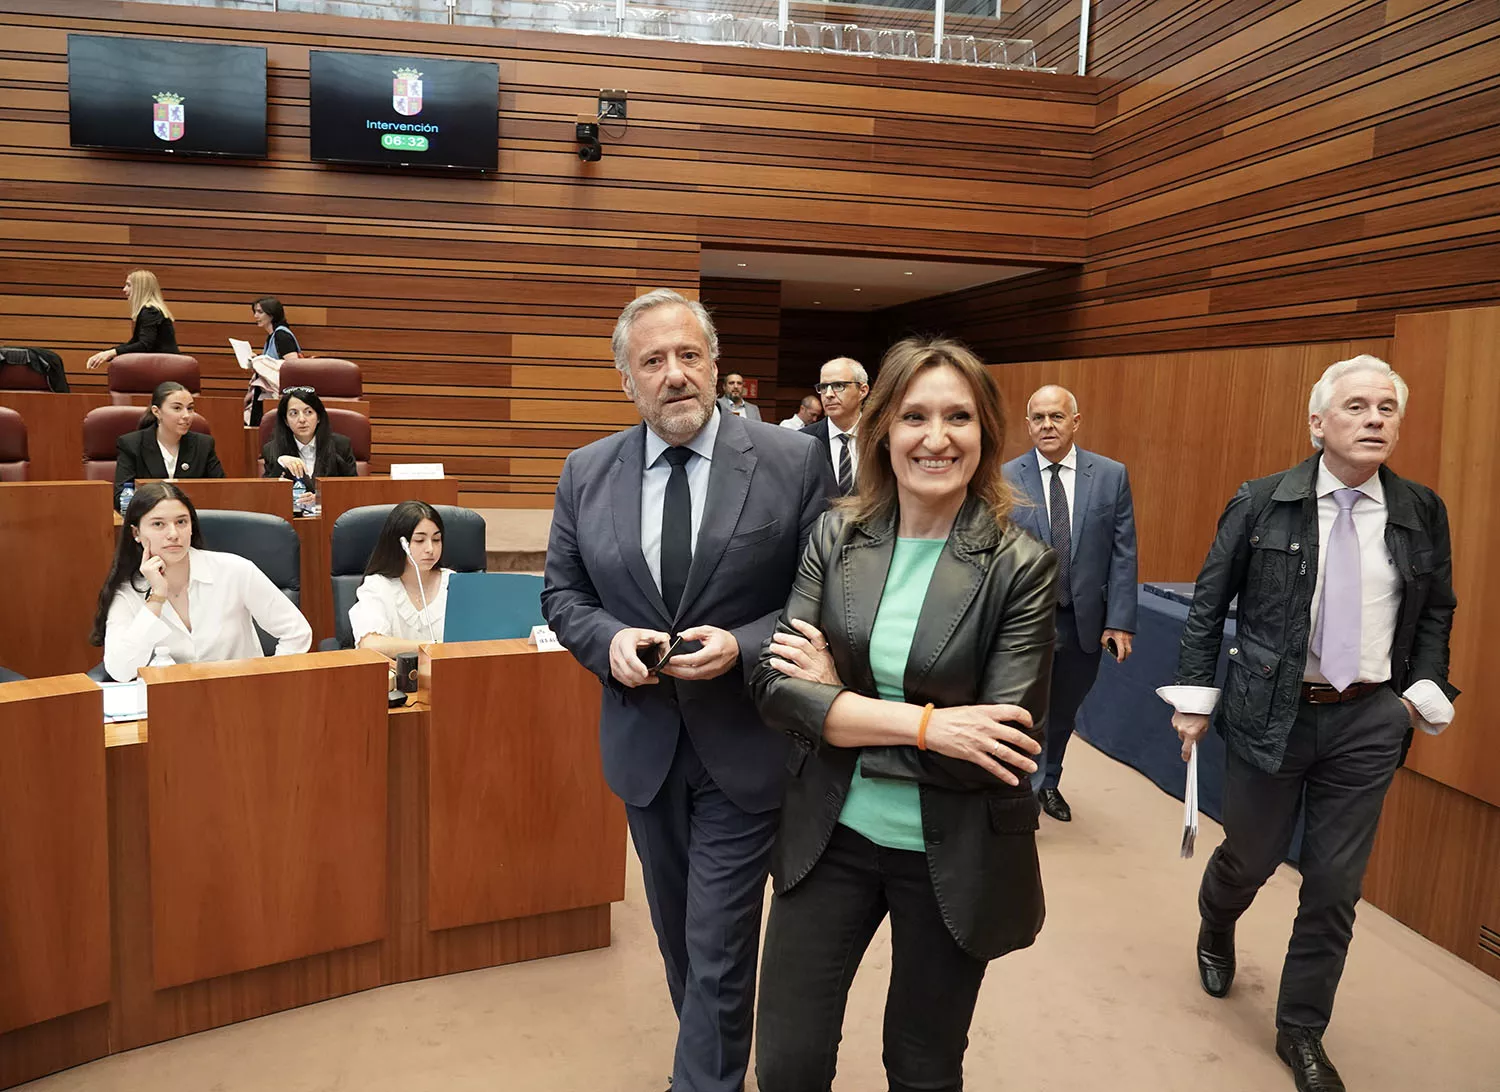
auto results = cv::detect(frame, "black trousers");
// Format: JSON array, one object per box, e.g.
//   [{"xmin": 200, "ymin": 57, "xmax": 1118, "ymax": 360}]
[
  {"xmin": 1034, "ymin": 606, "xmax": 1102, "ymax": 791},
  {"xmin": 1199, "ymin": 685, "xmax": 1409, "ymax": 1030},
  {"xmin": 755, "ymin": 824, "xmax": 989, "ymax": 1092},
  {"xmin": 625, "ymin": 728, "xmax": 780, "ymax": 1092}
]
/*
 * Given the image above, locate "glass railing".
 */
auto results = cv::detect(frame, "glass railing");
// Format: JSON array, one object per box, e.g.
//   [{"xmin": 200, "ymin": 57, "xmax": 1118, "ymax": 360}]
[{"xmin": 147, "ymin": 0, "xmax": 1089, "ymax": 73}]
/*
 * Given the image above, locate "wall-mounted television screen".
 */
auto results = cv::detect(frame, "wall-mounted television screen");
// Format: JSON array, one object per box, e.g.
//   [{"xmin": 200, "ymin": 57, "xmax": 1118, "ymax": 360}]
[
  {"xmin": 309, "ymin": 51, "xmax": 499, "ymax": 172},
  {"xmin": 68, "ymin": 35, "xmax": 267, "ymax": 158}
]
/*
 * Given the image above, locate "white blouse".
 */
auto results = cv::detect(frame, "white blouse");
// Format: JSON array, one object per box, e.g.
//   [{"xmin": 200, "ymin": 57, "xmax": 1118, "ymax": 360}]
[
  {"xmin": 348, "ymin": 570, "xmax": 451, "ymax": 647},
  {"xmin": 103, "ymin": 548, "xmax": 313, "ymax": 682}
]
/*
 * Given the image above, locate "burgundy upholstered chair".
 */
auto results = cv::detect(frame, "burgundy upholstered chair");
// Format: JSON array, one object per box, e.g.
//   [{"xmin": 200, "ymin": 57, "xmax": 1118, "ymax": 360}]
[
  {"xmin": 0, "ymin": 406, "xmax": 28, "ymax": 481},
  {"xmin": 82, "ymin": 405, "xmax": 211, "ymax": 482},
  {"xmin": 108, "ymin": 353, "xmax": 200, "ymax": 405}
]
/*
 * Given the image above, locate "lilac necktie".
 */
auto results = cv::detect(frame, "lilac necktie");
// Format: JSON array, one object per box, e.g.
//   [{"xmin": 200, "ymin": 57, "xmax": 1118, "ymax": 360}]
[{"xmin": 1312, "ymin": 488, "xmax": 1363, "ymax": 691}]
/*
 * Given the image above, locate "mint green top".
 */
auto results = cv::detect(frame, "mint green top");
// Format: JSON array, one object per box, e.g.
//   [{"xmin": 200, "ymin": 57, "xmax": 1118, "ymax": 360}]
[{"xmin": 836, "ymin": 537, "xmax": 946, "ymax": 852}]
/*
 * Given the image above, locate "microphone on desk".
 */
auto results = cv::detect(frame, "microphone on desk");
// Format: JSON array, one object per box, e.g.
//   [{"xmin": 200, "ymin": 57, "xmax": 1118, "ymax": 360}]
[{"xmin": 400, "ymin": 535, "xmax": 440, "ymax": 645}]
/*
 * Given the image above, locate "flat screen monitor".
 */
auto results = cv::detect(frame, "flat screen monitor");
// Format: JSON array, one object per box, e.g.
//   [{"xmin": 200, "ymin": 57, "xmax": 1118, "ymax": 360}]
[
  {"xmin": 308, "ymin": 51, "xmax": 499, "ymax": 172},
  {"xmin": 68, "ymin": 35, "xmax": 267, "ymax": 158}
]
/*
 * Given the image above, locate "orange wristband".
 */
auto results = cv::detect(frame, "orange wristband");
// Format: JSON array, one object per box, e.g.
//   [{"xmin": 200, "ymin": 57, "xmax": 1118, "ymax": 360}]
[{"xmin": 916, "ymin": 703, "xmax": 935, "ymax": 751}]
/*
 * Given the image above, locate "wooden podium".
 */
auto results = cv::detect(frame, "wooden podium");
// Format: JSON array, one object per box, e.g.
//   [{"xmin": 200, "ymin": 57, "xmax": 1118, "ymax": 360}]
[
  {"xmin": 0, "ymin": 643, "xmax": 625, "ymax": 1089},
  {"xmin": 0, "ymin": 481, "xmax": 115, "ymax": 678},
  {"xmin": 0, "ymin": 675, "xmax": 111, "ymax": 1088}
]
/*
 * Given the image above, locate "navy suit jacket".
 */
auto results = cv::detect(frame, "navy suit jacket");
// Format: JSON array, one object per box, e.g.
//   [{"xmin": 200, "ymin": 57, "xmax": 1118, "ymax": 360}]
[
  {"xmin": 542, "ymin": 411, "xmax": 835, "ymax": 813},
  {"xmin": 1003, "ymin": 446, "xmax": 1138, "ymax": 650}
]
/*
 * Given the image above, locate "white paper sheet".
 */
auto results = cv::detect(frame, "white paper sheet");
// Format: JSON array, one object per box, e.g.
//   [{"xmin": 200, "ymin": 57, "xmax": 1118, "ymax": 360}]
[
  {"xmin": 1181, "ymin": 741, "xmax": 1200, "ymax": 858},
  {"xmin": 99, "ymin": 679, "xmax": 147, "ymax": 723},
  {"xmin": 228, "ymin": 337, "xmax": 254, "ymax": 370}
]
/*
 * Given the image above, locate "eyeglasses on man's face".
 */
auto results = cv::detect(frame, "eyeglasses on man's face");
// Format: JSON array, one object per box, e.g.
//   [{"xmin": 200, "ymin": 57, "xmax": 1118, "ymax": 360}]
[{"xmin": 815, "ymin": 381, "xmax": 856, "ymax": 395}]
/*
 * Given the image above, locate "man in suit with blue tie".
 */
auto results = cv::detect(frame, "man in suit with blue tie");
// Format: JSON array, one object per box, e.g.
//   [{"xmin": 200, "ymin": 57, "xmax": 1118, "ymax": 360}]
[
  {"xmin": 542, "ymin": 289, "xmax": 834, "ymax": 1092},
  {"xmin": 1002, "ymin": 385, "xmax": 1138, "ymax": 821}
]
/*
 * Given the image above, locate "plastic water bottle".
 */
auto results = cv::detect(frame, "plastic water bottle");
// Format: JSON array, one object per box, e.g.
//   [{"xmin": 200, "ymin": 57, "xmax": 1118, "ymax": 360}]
[
  {"xmin": 118, "ymin": 481, "xmax": 135, "ymax": 516},
  {"xmin": 291, "ymin": 478, "xmax": 307, "ymax": 516}
]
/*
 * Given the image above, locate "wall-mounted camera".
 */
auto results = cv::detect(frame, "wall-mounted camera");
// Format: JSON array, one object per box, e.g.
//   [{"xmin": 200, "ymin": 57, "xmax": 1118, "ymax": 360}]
[{"xmin": 576, "ymin": 118, "xmax": 602, "ymax": 162}]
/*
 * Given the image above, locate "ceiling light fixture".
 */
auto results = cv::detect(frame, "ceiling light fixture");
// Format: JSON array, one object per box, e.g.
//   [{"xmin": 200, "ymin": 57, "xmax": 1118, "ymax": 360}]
[
  {"xmin": 903, "ymin": 271, "xmax": 914, "ymax": 276},
  {"xmin": 736, "ymin": 262, "xmax": 747, "ymax": 267},
  {"xmin": 852, "ymin": 288, "xmax": 861, "ymax": 292}
]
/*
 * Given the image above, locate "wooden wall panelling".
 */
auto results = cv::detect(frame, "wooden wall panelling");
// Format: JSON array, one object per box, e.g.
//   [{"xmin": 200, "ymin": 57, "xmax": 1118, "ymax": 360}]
[
  {"xmin": 888, "ymin": 1, "xmax": 1500, "ymax": 359},
  {"xmin": 0, "ymin": 676, "xmax": 111, "ymax": 1036},
  {"xmin": 0, "ymin": 481, "xmax": 115, "ymax": 679},
  {"xmin": 0, "ymin": 0, "xmax": 1096, "ymax": 503},
  {"xmin": 1393, "ymin": 306, "xmax": 1500, "ymax": 808},
  {"xmin": 700, "ymin": 277, "xmax": 781, "ymax": 414},
  {"xmin": 1363, "ymin": 768, "xmax": 1500, "ymax": 978},
  {"xmin": 984, "ymin": 338, "xmax": 1393, "ymax": 581},
  {"xmin": 142, "ymin": 652, "xmax": 390, "ymax": 989}
]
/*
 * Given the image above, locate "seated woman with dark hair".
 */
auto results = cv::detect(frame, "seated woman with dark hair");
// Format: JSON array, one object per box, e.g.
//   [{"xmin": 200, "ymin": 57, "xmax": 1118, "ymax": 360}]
[
  {"xmin": 260, "ymin": 386, "xmax": 357, "ymax": 486},
  {"xmin": 347, "ymin": 501, "xmax": 452, "ymax": 657},
  {"xmin": 114, "ymin": 381, "xmax": 225, "ymax": 508},
  {"xmin": 92, "ymin": 482, "xmax": 311, "ymax": 682}
]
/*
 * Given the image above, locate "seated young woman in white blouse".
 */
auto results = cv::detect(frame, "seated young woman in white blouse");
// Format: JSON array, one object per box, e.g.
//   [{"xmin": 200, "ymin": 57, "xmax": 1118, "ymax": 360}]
[
  {"xmin": 348, "ymin": 501, "xmax": 452, "ymax": 656},
  {"xmin": 90, "ymin": 482, "xmax": 313, "ymax": 682}
]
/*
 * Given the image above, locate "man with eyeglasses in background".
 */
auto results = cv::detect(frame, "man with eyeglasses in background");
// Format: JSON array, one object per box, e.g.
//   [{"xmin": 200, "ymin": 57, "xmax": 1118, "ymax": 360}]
[{"xmin": 801, "ymin": 357, "xmax": 868, "ymax": 496}]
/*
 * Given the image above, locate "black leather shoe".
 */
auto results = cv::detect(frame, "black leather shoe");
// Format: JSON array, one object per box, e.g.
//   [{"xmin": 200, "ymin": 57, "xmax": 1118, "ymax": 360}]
[
  {"xmin": 1276, "ymin": 1026, "xmax": 1345, "ymax": 1091},
  {"xmin": 1038, "ymin": 787, "xmax": 1072, "ymax": 822},
  {"xmin": 1196, "ymin": 921, "xmax": 1235, "ymax": 997}
]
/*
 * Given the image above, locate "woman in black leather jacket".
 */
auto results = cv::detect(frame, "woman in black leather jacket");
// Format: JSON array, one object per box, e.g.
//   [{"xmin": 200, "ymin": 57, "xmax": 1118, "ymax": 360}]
[{"xmin": 750, "ymin": 336, "xmax": 1059, "ymax": 1092}]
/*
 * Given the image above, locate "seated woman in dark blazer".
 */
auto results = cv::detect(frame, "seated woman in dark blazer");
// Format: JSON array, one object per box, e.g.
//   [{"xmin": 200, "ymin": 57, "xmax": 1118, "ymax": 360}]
[
  {"xmin": 749, "ymin": 337, "xmax": 1058, "ymax": 1092},
  {"xmin": 113, "ymin": 381, "xmax": 225, "ymax": 507},
  {"xmin": 86, "ymin": 269, "xmax": 179, "ymax": 370},
  {"xmin": 260, "ymin": 386, "xmax": 357, "ymax": 486}
]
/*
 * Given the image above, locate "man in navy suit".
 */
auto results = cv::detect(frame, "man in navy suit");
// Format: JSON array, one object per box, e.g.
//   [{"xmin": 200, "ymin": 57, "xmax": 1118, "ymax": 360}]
[
  {"xmin": 1003, "ymin": 385, "xmax": 1138, "ymax": 821},
  {"xmin": 542, "ymin": 289, "xmax": 834, "ymax": 1092}
]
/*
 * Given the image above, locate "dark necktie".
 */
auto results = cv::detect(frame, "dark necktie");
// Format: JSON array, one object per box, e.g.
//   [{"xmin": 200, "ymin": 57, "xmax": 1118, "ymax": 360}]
[
  {"xmin": 660, "ymin": 447, "xmax": 694, "ymax": 615},
  {"xmin": 1048, "ymin": 463, "xmax": 1072, "ymax": 607},
  {"xmin": 837, "ymin": 432, "xmax": 854, "ymax": 495}
]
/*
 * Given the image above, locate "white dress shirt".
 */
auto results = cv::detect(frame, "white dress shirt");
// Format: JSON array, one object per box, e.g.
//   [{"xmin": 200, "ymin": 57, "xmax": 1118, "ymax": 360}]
[
  {"xmin": 1164, "ymin": 459, "xmax": 1454, "ymax": 733},
  {"xmin": 1303, "ymin": 460, "xmax": 1453, "ymax": 730},
  {"xmin": 157, "ymin": 439, "xmax": 180, "ymax": 481},
  {"xmin": 348, "ymin": 570, "xmax": 452, "ymax": 646},
  {"xmin": 1034, "ymin": 445, "xmax": 1079, "ymax": 533},
  {"xmin": 103, "ymin": 548, "xmax": 312, "ymax": 682},
  {"xmin": 828, "ymin": 416, "xmax": 860, "ymax": 481},
  {"xmin": 296, "ymin": 437, "xmax": 318, "ymax": 469},
  {"xmin": 641, "ymin": 408, "xmax": 720, "ymax": 595},
  {"xmin": 779, "ymin": 415, "xmax": 807, "ymax": 430}
]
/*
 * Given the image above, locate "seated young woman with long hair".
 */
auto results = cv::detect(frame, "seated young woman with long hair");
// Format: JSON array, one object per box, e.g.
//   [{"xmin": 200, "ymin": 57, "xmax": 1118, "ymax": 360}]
[
  {"xmin": 91, "ymin": 482, "xmax": 312, "ymax": 682},
  {"xmin": 113, "ymin": 380, "xmax": 225, "ymax": 508},
  {"xmin": 347, "ymin": 501, "xmax": 452, "ymax": 657},
  {"xmin": 260, "ymin": 386, "xmax": 357, "ymax": 485}
]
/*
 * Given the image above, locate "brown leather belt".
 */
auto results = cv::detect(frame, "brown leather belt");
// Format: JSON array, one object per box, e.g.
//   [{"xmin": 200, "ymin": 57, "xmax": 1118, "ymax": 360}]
[{"xmin": 1300, "ymin": 681, "xmax": 1385, "ymax": 705}]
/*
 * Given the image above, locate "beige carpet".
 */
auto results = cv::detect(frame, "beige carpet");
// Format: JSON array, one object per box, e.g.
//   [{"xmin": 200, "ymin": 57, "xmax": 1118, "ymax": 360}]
[{"xmin": 25, "ymin": 740, "xmax": 1500, "ymax": 1092}]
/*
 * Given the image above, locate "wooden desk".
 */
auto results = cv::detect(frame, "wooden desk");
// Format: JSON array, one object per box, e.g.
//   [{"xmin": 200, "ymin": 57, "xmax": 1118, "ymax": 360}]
[
  {"xmin": 0, "ymin": 392, "xmax": 254, "ymax": 480},
  {"xmin": 0, "ymin": 675, "xmax": 111, "ymax": 1086},
  {"xmin": 298, "ymin": 476, "xmax": 461, "ymax": 644},
  {"xmin": 0, "ymin": 481, "xmax": 115, "ymax": 678},
  {"xmin": 420, "ymin": 640, "xmax": 624, "ymax": 932},
  {"xmin": 139, "ymin": 476, "xmax": 293, "ymax": 520},
  {"xmin": 0, "ymin": 643, "xmax": 623, "ymax": 1089}
]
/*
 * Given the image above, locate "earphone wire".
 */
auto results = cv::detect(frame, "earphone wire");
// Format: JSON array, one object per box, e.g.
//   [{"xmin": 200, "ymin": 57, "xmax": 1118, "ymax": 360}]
[{"xmin": 401, "ymin": 538, "xmax": 440, "ymax": 645}]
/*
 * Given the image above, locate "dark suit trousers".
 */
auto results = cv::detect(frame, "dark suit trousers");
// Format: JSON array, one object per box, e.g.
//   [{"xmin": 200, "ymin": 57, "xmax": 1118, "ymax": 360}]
[
  {"xmin": 1032, "ymin": 607, "xmax": 1102, "ymax": 791},
  {"xmin": 1199, "ymin": 686, "xmax": 1409, "ymax": 1030},
  {"xmin": 625, "ymin": 725, "xmax": 780, "ymax": 1092}
]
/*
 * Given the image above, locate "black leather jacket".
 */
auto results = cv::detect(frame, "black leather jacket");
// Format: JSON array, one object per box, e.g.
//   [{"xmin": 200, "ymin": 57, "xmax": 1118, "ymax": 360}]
[
  {"xmin": 750, "ymin": 495, "xmax": 1059, "ymax": 961},
  {"xmin": 1177, "ymin": 454, "xmax": 1458, "ymax": 773}
]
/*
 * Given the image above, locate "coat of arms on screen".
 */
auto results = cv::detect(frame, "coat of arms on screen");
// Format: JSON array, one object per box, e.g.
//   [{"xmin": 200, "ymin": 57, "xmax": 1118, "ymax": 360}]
[
  {"xmin": 152, "ymin": 92, "xmax": 185, "ymax": 142},
  {"xmin": 393, "ymin": 68, "xmax": 423, "ymax": 116}
]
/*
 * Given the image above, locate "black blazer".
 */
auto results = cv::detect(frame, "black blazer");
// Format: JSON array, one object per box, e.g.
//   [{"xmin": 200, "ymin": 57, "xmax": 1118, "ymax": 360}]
[
  {"xmin": 261, "ymin": 432, "xmax": 357, "ymax": 483},
  {"xmin": 750, "ymin": 495, "xmax": 1059, "ymax": 961},
  {"xmin": 541, "ymin": 412, "xmax": 835, "ymax": 814},
  {"xmin": 116, "ymin": 306, "xmax": 178, "ymax": 356},
  {"xmin": 114, "ymin": 428, "xmax": 224, "ymax": 506}
]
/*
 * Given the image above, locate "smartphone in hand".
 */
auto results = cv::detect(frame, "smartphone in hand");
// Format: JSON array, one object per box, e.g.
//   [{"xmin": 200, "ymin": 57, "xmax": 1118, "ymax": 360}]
[{"xmin": 642, "ymin": 635, "xmax": 686, "ymax": 674}]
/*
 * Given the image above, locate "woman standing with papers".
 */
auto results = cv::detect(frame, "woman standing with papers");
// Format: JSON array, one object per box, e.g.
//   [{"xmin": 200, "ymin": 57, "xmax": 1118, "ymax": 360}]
[
  {"xmin": 750, "ymin": 338, "xmax": 1057, "ymax": 1092},
  {"xmin": 242, "ymin": 296, "xmax": 305, "ymax": 425},
  {"xmin": 349, "ymin": 502, "xmax": 452, "ymax": 656}
]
